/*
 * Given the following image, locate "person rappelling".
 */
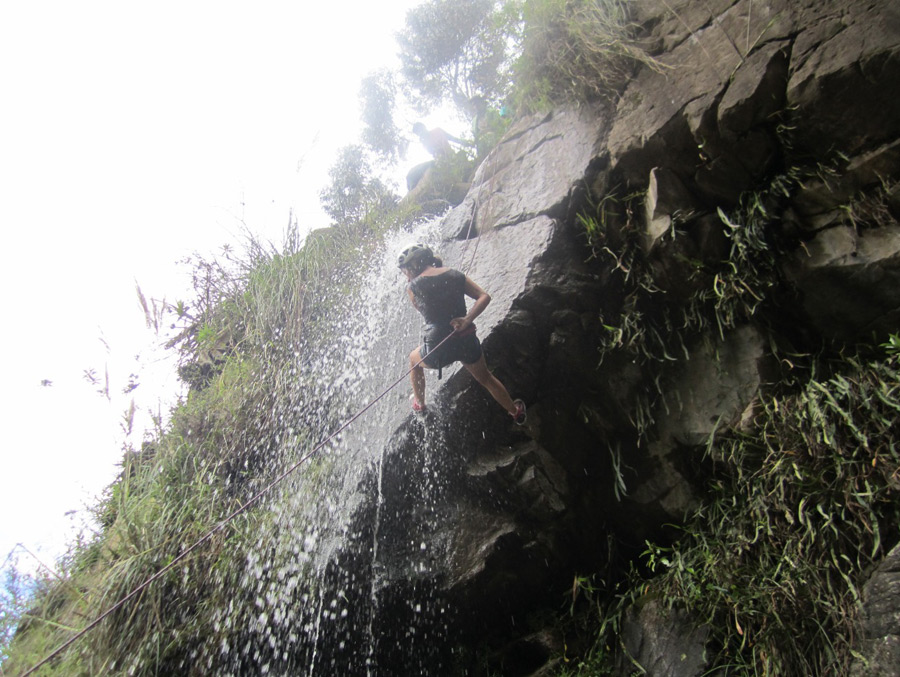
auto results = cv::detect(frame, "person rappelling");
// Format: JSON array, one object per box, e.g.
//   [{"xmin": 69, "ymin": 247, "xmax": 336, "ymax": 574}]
[
  {"xmin": 411, "ymin": 122, "xmax": 472, "ymax": 159},
  {"xmin": 405, "ymin": 123, "xmax": 475, "ymax": 195},
  {"xmin": 398, "ymin": 243, "xmax": 527, "ymax": 425}
]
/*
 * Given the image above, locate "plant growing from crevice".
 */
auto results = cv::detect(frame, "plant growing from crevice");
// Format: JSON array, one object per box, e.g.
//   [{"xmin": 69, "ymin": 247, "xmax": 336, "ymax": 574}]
[
  {"xmin": 639, "ymin": 349, "xmax": 900, "ymax": 674},
  {"xmin": 559, "ymin": 147, "xmax": 900, "ymax": 674}
]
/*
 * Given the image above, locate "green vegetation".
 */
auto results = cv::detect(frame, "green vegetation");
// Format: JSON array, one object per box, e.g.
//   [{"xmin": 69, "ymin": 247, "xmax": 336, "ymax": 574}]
[
  {"xmin": 2, "ymin": 203, "xmax": 410, "ymax": 674},
  {"xmin": 396, "ymin": 0, "xmax": 655, "ymax": 118},
  {"xmin": 560, "ymin": 158, "xmax": 900, "ymax": 673},
  {"xmin": 5, "ymin": 1, "xmax": 897, "ymax": 675},
  {"xmin": 643, "ymin": 351, "xmax": 900, "ymax": 674},
  {"xmin": 511, "ymin": 0, "xmax": 662, "ymax": 114},
  {"xmin": 360, "ymin": 70, "xmax": 405, "ymax": 164},
  {"xmin": 1, "ymin": 552, "xmax": 53, "ymax": 668},
  {"xmin": 562, "ymin": 345, "xmax": 900, "ymax": 676},
  {"xmin": 348, "ymin": 0, "xmax": 657, "ymax": 176},
  {"xmin": 318, "ymin": 145, "xmax": 399, "ymax": 227},
  {"xmin": 397, "ymin": 0, "xmax": 522, "ymax": 112},
  {"xmin": 320, "ymin": 0, "xmax": 661, "ymax": 229}
]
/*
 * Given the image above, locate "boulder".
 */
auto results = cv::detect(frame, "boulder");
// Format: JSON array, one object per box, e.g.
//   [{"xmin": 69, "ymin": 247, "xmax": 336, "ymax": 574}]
[
  {"xmin": 850, "ymin": 543, "xmax": 900, "ymax": 676},
  {"xmin": 618, "ymin": 598, "xmax": 710, "ymax": 677},
  {"xmin": 629, "ymin": 325, "xmax": 765, "ymax": 524},
  {"xmin": 783, "ymin": 223, "xmax": 900, "ymax": 342}
]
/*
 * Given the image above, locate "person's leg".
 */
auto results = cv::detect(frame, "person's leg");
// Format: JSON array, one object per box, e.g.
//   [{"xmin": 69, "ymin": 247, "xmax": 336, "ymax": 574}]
[
  {"xmin": 410, "ymin": 347, "xmax": 427, "ymax": 407},
  {"xmin": 463, "ymin": 354, "xmax": 517, "ymax": 415}
]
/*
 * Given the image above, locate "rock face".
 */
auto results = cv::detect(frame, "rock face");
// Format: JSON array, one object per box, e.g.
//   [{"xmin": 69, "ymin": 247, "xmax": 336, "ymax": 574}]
[
  {"xmin": 332, "ymin": 0, "xmax": 900, "ymax": 674},
  {"xmin": 851, "ymin": 544, "xmax": 900, "ymax": 676},
  {"xmin": 617, "ymin": 598, "xmax": 709, "ymax": 677}
]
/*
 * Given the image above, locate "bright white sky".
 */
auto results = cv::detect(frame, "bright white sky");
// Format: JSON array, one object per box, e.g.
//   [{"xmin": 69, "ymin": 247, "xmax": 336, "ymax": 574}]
[{"xmin": 0, "ymin": 0, "xmax": 460, "ymax": 579}]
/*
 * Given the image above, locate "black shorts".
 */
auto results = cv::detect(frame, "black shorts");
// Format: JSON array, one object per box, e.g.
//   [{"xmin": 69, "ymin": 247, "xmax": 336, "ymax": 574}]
[{"xmin": 420, "ymin": 327, "xmax": 482, "ymax": 369}]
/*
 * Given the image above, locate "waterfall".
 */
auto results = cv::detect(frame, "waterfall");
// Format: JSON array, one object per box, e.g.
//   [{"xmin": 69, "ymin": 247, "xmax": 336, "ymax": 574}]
[{"xmin": 203, "ymin": 217, "xmax": 457, "ymax": 676}]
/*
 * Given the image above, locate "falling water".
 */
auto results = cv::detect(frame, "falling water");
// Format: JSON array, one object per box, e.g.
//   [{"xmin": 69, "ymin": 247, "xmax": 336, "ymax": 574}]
[{"xmin": 200, "ymin": 217, "xmax": 459, "ymax": 676}]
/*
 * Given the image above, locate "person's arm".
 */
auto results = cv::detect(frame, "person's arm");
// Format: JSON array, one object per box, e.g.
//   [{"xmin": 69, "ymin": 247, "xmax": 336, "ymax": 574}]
[
  {"xmin": 445, "ymin": 131, "xmax": 475, "ymax": 147},
  {"xmin": 434, "ymin": 127, "xmax": 474, "ymax": 149},
  {"xmin": 450, "ymin": 276, "xmax": 490, "ymax": 332}
]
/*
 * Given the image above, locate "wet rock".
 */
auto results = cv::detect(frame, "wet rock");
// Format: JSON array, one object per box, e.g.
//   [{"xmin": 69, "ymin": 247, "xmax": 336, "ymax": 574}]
[
  {"xmin": 626, "ymin": 326, "xmax": 765, "ymax": 525},
  {"xmin": 783, "ymin": 223, "xmax": 900, "ymax": 341},
  {"xmin": 643, "ymin": 167, "xmax": 697, "ymax": 252},
  {"xmin": 441, "ymin": 106, "xmax": 611, "ymax": 240},
  {"xmin": 646, "ymin": 212, "xmax": 730, "ymax": 302},
  {"xmin": 488, "ymin": 629, "xmax": 564, "ymax": 677},
  {"xmin": 851, "ymin": 543, "xmax": 900, "ymax": 677},
  {"xmin": 443, "ymin": 215, "xmax": 557, "ymax": 335},
  {"xmin": 631, "ymin": 0, "xmax": 739, "ymax": 55},
  {"xmin": 608, "ymin": 0, "xmax": 750, "ymax": 186},
  {"xmin": 890, "ymin": 184, "xmax": 900, "ymax": 220},
  {"xmin": 718, "ymin": 41, "xmax": 789, "ymax": 141},
  {"xmin": 787, "ymin": 0, "xmax": 900, "ymax": 158},
  {"xmin": 791, "ymin": 140, "xmax": 900, "ymax": 225},
  {"xmin": 659, "ymin": 325, "xmax": 765, "ymax": 447},
  {"xmin": 618, "ymin": 597, "xmax": 710, "ymax": 677}
]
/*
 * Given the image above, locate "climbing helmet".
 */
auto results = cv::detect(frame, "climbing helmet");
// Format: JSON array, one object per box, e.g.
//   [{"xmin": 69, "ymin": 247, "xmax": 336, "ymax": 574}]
[{"xmin": 397, "ymin": 243, "xmax": 433, "ymax": 270}]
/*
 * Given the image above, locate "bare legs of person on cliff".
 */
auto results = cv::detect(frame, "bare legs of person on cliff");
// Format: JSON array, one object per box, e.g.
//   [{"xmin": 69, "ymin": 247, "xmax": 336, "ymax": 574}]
[{"xmin": 409, "ymin": 348, "xmax": 526, "ymax": 424}]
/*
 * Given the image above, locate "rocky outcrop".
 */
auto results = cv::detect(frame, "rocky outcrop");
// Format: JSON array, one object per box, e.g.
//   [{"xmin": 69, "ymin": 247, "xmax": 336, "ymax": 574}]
[
  {"xmin": 616, "ymin": 0, "xmax": 900, "ymax": 345},
  {"xmin": 617, "ymin": 598, "xmax": 709, "ymax": 677},
  {"xmin": 851, "ymin": 544, "xmax": 900, "ymax": 676},
  {"xmin": 336, "ymin": 0, "xmax": 900, "ymax": 674}
]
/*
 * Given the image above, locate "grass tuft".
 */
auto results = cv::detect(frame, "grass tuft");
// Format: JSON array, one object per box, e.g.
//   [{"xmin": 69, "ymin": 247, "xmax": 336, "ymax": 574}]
[
  {"xmin": 641, "ymin": 349, "xmax": 900, "ymax": 674},
  {"xmin": 511, "ymin": 0, "xmax": 664, "ymax": 114}
]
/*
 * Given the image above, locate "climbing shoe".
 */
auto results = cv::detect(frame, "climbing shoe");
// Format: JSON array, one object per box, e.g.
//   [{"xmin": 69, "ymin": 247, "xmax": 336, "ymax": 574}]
[{"xmin": 511, "ymin": 399, "xmax": 527, "ymax": 425}]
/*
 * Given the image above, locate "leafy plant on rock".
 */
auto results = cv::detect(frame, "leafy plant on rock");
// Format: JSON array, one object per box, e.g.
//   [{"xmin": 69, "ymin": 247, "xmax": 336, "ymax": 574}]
[{"xmin": 643, "ymin": 350, "xmax": 900, "ymax": 674}]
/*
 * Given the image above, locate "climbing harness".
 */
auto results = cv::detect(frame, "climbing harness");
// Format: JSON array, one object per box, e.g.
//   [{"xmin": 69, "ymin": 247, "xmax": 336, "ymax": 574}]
[{"xmin": 429, "ymin": 323, "xmax": 477, "ymax": 381}]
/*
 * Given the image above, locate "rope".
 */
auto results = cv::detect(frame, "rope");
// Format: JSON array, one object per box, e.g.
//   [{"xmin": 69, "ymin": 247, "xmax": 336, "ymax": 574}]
[
  {"xmin": 459, "ymin": 133, "xmax": 502, "ymax": 275},
  {"xmin": 22, "ymin": 331, "xmax": 458, "ymax": 676},
  {"xmin": 1, "ymin": 543, "xmax": 20, "ymax": 573}
]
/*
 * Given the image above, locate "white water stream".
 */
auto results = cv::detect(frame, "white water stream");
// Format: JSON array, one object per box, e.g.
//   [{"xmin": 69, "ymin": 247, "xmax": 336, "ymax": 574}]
[{"xmin": 205, "ymin": 218, "xmax": 453, "ymax": 676}]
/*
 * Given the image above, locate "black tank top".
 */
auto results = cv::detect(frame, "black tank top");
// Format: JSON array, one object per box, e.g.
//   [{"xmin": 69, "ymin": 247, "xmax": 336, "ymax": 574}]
[{"xmin": 408, "ymin": 269, "xmax": 468, "ymax": 335}]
